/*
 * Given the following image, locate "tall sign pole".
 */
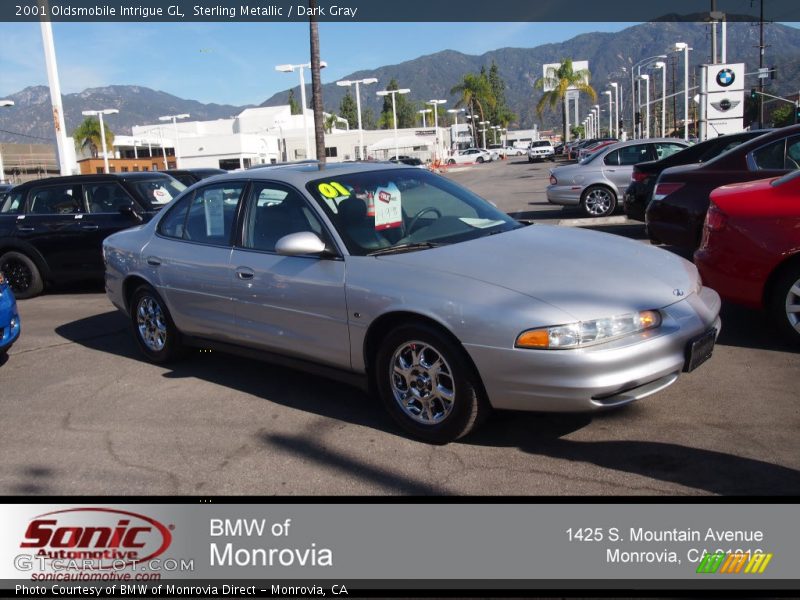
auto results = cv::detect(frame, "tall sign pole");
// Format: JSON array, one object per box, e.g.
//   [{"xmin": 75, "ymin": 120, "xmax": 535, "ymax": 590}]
[{"xmin": 39, "ymin": 19, "xmax": 71, "ymax": 175}]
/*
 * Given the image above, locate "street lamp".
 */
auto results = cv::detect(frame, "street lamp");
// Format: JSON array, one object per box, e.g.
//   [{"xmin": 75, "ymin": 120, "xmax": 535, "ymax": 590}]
[
  {"xmin": 427, "ymin": 99, "xmax": 447, "ymax": 162},
  {"xmin": 277, "ymin": 60, "xmax": 328, "ymax": 160},
  {"xmin": 653, "ymin": 61, "xmax": 667, "ymax": 137},
  {"xmin": 82, "ymin": 108, "xmax": 119, "ymax": 174},
  {"xmin": 631, "ymin": 54, "xmax": 667, "ymax": 138},
  {"xmin": 674, "ymin": 43, "xmax": 692, "ymax": 140},
  {"xmin": 158, "ymin": 113, "xmax": 190, "ymax": 169},
  {"xmin": 376, "ymin": 87, "xmax": 411, "ymax": 160},
  {"xmin": 0, "ymin": 100, "xmax": 13, "ymax": 183},
  {"xmin": 478, "ymin": 121, "xmax": 490, "ymax": 148},
  {"xmin": 592, "ymin": 106, "xmax": 600, "ymax": 137},
  {"xmin": 447, "ymin": 108, "xmax": 465, "ymax": 152},
  {"xmin": 609, "ymin": 83, "xmax": 620, "ymax": 138},
  {"xmin": 603, "ymin": 91, "xmax": 613, "ymax": 140},
  {"xmin": 417, "ymin": 108, "xmax": 432, "ymax": 128},
  {"xmin": 336, "ymin": 77, "xmax": 377, "ymax": 160},
  {"xmin": 491, "ymin": 125, "xmax": 501, "ymax": 145},
  {"xmin": 640, "ymin": 74, "xmax": 650, "ymax": 138}
]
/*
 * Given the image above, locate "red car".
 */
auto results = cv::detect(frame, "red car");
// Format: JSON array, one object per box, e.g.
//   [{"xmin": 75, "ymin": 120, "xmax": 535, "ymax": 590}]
[{"xmin": 695, "ymin": 171, "xmax": 800, "ymax": 343}]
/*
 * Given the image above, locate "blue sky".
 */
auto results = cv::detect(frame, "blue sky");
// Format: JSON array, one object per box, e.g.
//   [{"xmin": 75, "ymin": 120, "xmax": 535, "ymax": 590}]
[{"xmin": 0, "ymin": 21, "xmax": 635, "ymax": 105}]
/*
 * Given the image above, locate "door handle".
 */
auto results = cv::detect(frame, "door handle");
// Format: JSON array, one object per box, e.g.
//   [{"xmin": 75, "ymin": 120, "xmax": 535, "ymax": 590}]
[
  {"xmin": 81, "ymin": 224, "xmax": 99, "ymax": 231},
  {"xmin": 16, "ymin": 226, "xmax": 35, "ymax": 233},
  {"xmin": 146, "ymin": 257, "xmax": 162, "ymax": 267},
  {"xmin": 236, "ymin": 268, "xmax": 254, "ymax": 280}
]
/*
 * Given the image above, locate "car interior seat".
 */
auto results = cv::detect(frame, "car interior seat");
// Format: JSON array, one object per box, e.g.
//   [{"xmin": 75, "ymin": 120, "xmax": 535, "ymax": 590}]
[{"xmin": 337, "ymin": 196, "xmax": 391, "ymax": 251}]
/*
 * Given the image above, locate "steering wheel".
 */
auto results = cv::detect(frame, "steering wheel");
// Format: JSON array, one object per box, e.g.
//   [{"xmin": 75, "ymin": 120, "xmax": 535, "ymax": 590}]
[{"xmin": 406, "ymin": 207, "xmax": 442, "ymax": 235}]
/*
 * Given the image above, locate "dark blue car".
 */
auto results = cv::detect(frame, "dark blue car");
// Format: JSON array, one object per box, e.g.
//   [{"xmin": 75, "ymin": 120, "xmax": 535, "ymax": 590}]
[{"xmin": 0, "ymin": 271, "xmax": 20, "ymax": 356}]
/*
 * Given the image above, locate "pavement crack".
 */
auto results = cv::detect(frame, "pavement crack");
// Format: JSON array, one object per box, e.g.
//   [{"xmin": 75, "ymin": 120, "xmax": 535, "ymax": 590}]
[{"xmin": 103, "ymin": 431, "xmax": 182, "ymax": 493}]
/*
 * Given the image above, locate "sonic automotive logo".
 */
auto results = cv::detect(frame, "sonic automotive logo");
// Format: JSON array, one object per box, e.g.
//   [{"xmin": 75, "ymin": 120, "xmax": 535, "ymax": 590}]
[
  {"xmin": 20, "ymin": 508, "xmax": 172, "ymax": 568},
  {"xmin": 716, "ymin": 68, "xmax": 736, "ymax": 87}
]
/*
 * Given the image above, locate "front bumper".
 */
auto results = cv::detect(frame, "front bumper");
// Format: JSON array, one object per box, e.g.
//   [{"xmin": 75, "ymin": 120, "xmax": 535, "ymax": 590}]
[
  {"xmin": 546, "ymin": 184, "xmax": 582, "ymax": 206},
  {"xmin": 0, "ymin": 286, "xmax": 21, "ymax": 353},
  {"xmin": 465, "ymin": 287, "xmax": 721, "ymax": 412}
]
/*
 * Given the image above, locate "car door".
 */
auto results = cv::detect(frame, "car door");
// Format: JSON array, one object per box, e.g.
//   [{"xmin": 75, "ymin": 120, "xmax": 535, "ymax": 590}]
[
  {"xmin": 603, "ymin": 144, "xmax": 654, "ymax": 193},
  {"xmin": 143, "ymin": 180, "xmax": 247, "ymax": 341},
  {"xmin": 81, "ymin": 181, "xmax": 145, "ymax": 276},
  {"xmin": 17, "ymin": 182, "xmax": 95, "ymax": 279},
  {"xmin": 229, "ymin": 181, "xmax": 350, "ymax": 369}
]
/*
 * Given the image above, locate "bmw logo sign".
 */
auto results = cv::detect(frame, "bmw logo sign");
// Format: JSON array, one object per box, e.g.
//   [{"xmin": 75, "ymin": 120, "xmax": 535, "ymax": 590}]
[{"xmin": 716, "ymin": 68, "xmax": 735, "ymax": 87}]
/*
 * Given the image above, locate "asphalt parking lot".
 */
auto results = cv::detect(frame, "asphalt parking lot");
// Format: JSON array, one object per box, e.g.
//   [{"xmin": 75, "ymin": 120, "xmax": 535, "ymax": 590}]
[{"xmin": 1, "ymin": 158, "xmax": 799, "ymax": 496}]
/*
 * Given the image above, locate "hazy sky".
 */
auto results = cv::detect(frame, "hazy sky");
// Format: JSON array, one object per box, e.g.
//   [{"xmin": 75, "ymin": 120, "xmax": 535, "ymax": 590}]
[{"xmin": 0, "ymin": 21, "xmax": 636, "ymax": 105}]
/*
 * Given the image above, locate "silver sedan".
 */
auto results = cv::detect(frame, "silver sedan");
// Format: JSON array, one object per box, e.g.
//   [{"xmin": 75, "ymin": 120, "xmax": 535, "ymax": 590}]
[
  {"xmin": 104, "ymin": 162, "xmax": 720, "ymax": 443},
  {"xmin": 547, "ymin": 138, "xmax": 688, "ymax": 217}
]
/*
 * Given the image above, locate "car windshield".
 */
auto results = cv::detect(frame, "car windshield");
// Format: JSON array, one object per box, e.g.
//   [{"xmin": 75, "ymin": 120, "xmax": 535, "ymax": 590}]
[
  {"xmin": 307, "ymin": 169, "xmax": 522, "ymax": 256},
  {"xmin": 128, "ymin": 177, "xmax": 187, "ymax": 208},
  {"xmin": 530, "ymin": 141, "xmax": 551, "ymax": 147}
]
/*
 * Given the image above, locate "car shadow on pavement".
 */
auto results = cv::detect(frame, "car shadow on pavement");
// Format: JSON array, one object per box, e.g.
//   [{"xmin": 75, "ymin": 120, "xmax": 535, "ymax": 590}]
[
  {"xmin": 716, "ymin": 302, "xmax": 799, "ymax": 353},
  {"xmin": 465, "ymin": 410, "xmax": 800, "ymax": 495}
]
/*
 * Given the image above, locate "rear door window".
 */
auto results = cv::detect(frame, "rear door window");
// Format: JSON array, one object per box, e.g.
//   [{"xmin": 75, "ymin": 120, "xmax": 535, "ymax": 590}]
[
  {"xmin": 27, "ymin": 185, "xmax": 82, "ymax": 214},
  {"xmin": 653, "ymin": 143, "xmax": 685, "ymax": 160},
  {"xmin": 182, "ymin": 182, "xmax": 246, "ymax": 245},
  {"xmin": 603, "ymin": 150, "xmax": 620, "ymax": 166},
  {"xmin": 618, "ymin": 144, "xmax": 653, "ymax": 165},
  {"xmin": 1, "ymin": 192, "xmax": 23, "ymax": 214}
]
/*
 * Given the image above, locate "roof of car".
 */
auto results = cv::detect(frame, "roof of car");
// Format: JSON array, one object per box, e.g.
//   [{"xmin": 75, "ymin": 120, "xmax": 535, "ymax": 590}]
[
  {"xmin": 222, "ymin": 160, "xmax": 417, "ymax": 186},
  {"xmin": 10, "ymin": 172, "xmax": 177, "ymax": 189}
]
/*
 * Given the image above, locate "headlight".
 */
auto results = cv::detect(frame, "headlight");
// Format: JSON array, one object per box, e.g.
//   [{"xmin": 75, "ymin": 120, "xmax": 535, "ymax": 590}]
[
  {"xmin": 0, "ymin": 271, "xmax": 4, "ymax": 285},
  {"xmin": 515, "ymin": 310, "xmax": 662, "ymax": 350}
]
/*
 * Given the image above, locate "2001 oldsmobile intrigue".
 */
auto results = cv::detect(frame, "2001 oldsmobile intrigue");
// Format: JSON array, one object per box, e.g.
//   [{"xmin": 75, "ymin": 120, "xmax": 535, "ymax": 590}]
[{"xmin": 104, "ymin": 163, "xmax": 720, "ymax": 443}]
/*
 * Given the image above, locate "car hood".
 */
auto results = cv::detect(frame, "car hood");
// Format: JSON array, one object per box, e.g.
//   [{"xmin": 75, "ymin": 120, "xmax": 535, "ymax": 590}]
[{"xmin": 376, "ymin": 225, "xmax": 697, "ymax": 322}]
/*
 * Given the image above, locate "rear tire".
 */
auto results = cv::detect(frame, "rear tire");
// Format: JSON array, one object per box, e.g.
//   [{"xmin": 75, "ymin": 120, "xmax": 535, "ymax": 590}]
[
  {"xmin": 581, "ymin": 185, "xmax": 617, "ymax": 217},
  {"xmin": 375, "ymin": 323, "xmax": 491, "ymax": 443},
  {"xmin": 0, "ymin": 251, "xmax": 44, "ymax": 299},
  {"xmin": 129, "ymin": 284, "xmax": 184, "ymax": 363},
  {"xmin": 476, "ymin": 157, "xmax": 484, "ymax": 164},
  {"xmin": 769, "ymin": 264, "xmax": 800, "ymax": 345},
  {"xmin": 447, "ymin": 159, "xmax": 455, "ymax": 165}
]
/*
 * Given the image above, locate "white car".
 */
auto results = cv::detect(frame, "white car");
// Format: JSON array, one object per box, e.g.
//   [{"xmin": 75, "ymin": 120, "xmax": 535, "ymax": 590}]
[
  {"xmin": 506, "ymin": 146, "xmax": 526, "ymax": 156},
  {"xmin": 447, "ymin": 148, "xmax": 492, "ymax": 165},
  {"xmin": 527, "ymin": 140, "xmax": 555, "ymax": 162}
]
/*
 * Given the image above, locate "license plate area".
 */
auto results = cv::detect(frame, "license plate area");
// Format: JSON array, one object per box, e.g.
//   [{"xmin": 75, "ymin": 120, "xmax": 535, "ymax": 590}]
[{"xmin": 684, "ymin": 327, "xmax": 717, "ymax": 372}]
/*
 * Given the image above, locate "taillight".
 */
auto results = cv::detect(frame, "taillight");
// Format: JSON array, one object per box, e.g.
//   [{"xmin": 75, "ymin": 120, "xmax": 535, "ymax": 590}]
[
  {"xmin": 705, "ymin": 203, "xmax": 728, "ymax": 232},
  {"xmin": 550, "ymin": 175, "xmax": 558, "ymax": 185},
  {"xmin": 653, "ymin": 182, "xmax": 685, "ymax": 201},
  {"xmin": 631, "ymin": 170, "xmax": 648, "ymax": 183}
]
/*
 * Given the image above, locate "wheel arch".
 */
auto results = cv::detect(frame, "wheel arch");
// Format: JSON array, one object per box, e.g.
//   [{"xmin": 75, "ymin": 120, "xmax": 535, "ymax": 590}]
[
  {"xmin": 362, "ymin": 310, "xmax": 486, "ymax": 397},
  {"xmin": 122, "ymin": 274, "xmax": 156, "ymax": 314},
  {"xmin": 0, "ymin": 239, "xmax": 51, "ymax": 281}
]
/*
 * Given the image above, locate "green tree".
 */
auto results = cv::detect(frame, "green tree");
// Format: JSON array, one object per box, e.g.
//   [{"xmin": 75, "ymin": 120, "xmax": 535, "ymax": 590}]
[
  {"xmin": 323, "ymin": 112, "xmax": 338, "ymax": 134},
  {"xmin": 487, "ymin": 62, "xmax": 517, "ymax": 129},
  {"xmin": 72, "ymin": 116, "xmax": 114, "ymax": 158},
  {"xmin": 450, "ymin": 72, "xmax": 495, "ymax": 146},
  {"xmin": 535, "ymin": 58, "xmax": 596, "ymax": 142},
  {"xmin": 339, "ymin": 91, "xmax": 358, "ymax": 129},
  {"xmin": 379, "ymin": 78, "xmax": 415, "ymax": 129},
  {"xmin": 361, "ymin": 107, "xmax": 377, "ymax": 130},
  {"xmin": 288, "ymin": 89, "xmax": 301, "ymax": 115},
  {"xmin": 771, "ymin": 104, "xmax": 795, "ymax": 127}
]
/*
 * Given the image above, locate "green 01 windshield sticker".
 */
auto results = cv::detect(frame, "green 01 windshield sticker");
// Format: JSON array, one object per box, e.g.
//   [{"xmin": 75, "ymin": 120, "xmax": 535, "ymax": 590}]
[{"xmin": 317, "ymin": 181, "xmax": 350, "ymax": 199}]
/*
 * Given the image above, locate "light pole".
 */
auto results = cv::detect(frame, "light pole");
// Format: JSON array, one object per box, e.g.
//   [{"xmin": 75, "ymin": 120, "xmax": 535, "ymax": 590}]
[
  {"xmin": 447, "ymin": 108, "xmax": 465, "ymax": 152},
  {"xmin": 427, "ymin": 99, "xmax": 446, "ymax": 162},
  {"xmin": 603, "ymin": 91, "xmax": 613, "ymax": 139},
  {"xmin": 653, "ymin": 61, "xmax": 667, "ymax": 137},
  {"xmin": 277, "ymin": 61, "xmax": 328, "ymax": 160},
  {"xmin": 491, "ymin": 125, "xmax": 501, "ymax": 145},
  {"xmin": 159, "ymin": 113, "xmax": 189, "ymax": 169},
  {"xmin": 82, "ymin": 108, "xmax": 119, "ymax": 174},
  {"xmin": 418, "ymin": 109, "xmax": 431, "ymax": 128},
  {"xmin": 466, "ymin": 114, "xmax": 479, "ymax": 147},
  {"xmin": 631, "ymin": 54, "xmax": 667, "ymax": 139},
  {"xmin": 478, "ymin": 121, "xmax": 489, "ymax": 148},
  {"xmin": 675, "ymin": 43, "xmax": 692, "ymax": 140},
  {"xmin": 376, "ymin": 87, "xmax": 410, "ymax": 160},
  {"xmin": 592, "ymin": 106, "xmax": 600, "ymax": 137},
  {"xmin": 609, "ymin": 83, "xmax": 620, "ymax": 138},
  {"xmin": 640, "ymin": 74, "xmax": 650, "ymax": 138},
  {"xmin": 336, "ymin": 77, "xmax": 377, "ymax": 161},
  {"xmin": 0, "ymin": 100, "xmax": 13, "ymax": 183}
]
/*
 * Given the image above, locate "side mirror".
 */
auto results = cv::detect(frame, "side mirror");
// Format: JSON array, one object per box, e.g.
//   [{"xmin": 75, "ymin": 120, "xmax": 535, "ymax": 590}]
[
  {"xmin": 275, "ymin": 231, "xmax": 328, "ymax": 257},
  {"xmin": 118, "ymin": 201, "xmax": 143, "ymax": 222}
]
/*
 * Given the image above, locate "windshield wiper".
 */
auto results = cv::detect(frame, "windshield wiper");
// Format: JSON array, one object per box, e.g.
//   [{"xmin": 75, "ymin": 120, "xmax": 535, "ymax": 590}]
[{"xmin": 367, "ymin": 242, "xmax": 443, "ymax": 256}]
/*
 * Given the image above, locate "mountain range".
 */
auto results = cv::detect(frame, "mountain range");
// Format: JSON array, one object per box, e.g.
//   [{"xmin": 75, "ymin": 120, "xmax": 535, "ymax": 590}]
[{"xmin": 2, "ymin": 19, "xmax": 800, "ymax": 144}]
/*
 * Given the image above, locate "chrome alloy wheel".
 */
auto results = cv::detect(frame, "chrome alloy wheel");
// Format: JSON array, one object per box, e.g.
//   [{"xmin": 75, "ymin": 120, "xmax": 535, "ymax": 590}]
[
  {"xmin": 785, "ymin": 277, "xmax": 800, "ymax": 333},
  {"xmin": 584, "ymin": 188, "xmax": 614, "ymax": 216},
  {"xmin": 136, "ymin": 295, "xmax": 167, "ymax": 352},
  {"xmin": 389, "ymin": 341, "xmax": 455, "ymax": 425}
]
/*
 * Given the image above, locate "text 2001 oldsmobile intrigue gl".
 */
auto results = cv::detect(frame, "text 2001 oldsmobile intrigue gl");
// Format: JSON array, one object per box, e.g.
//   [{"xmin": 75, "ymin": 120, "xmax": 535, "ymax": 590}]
[{"xmin": 103, "ymin": 163, "xmax": 720, "ymax": 443}]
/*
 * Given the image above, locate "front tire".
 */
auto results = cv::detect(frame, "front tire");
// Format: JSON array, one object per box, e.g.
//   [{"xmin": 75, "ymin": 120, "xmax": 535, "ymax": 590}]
[
  {"xmin": 476, "ymin": 157, "xmax": 484, "ymax": 164},
  {"xmin": 0, "ymin": 251, "xmax": 44, "ymax": 299},
  {"xmin": 447, "ymin": 159, "xmax": 455, "ymax": 165},
  {"xmin": 130, "ymin": 284, "xmax": 183, "ymax": 363},
  {"xmin": 581, "ymin": 185, "xmax": 617, "ymax": 217},
  {"xmin": 770, "ymin": 264, "xmax": 800, "ymax": 345},
  {"xmin": 375, "ymin": 324, "xmax": 490, "ymax": 443}
]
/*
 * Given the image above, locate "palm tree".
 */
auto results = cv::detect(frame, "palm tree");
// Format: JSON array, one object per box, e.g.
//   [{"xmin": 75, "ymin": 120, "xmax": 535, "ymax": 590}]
[
  {"xmin": 72, "ymin": 116, "xmax": 114, "ymax": 158},
  {"xmin": 308, "ymin": 0, "xmax": 325, "ymax": 163},
  {"xmin": 450, "ymin": 73, "xmax": 495, "ymax": 147},
  {"xmin": 535, "ymin": 59, "xmax": 596, "ymax": 143}
]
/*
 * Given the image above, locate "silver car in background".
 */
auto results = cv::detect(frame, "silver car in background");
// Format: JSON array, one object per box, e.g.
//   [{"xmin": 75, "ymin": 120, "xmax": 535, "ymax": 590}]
[
  {"xmin": 104, "ymin": 163, "xmax": 720, "ymax": 443},
  {"xmin": 547, "ymin": 138, "xmax": 688, "ymax": 217}
]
